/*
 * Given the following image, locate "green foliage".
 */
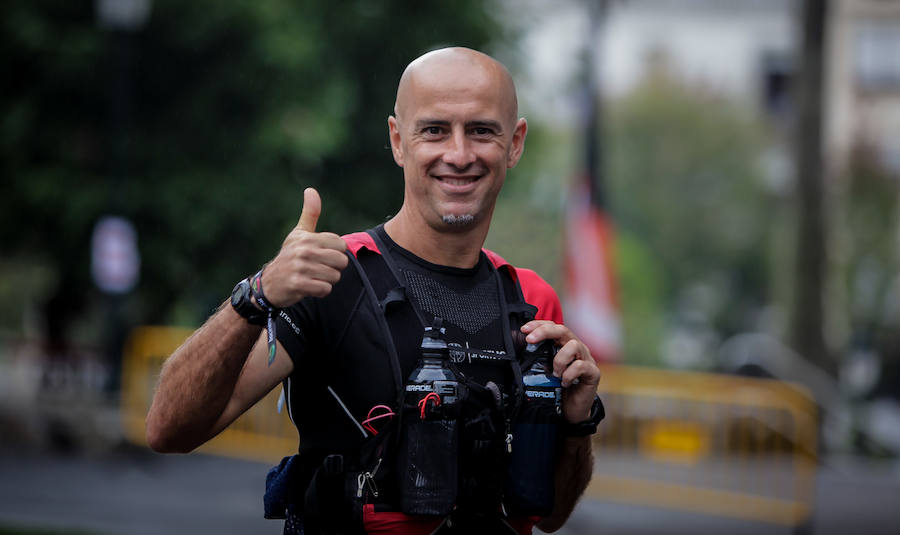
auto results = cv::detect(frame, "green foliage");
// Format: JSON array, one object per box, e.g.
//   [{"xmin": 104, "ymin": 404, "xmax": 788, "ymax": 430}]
[
  {"xmin": 484, "ymin": 122, "xmax": 570, "ymax": 290},
  {"xmin": 488, "ymin": 71, "xmax": 773, "ymax": 367},
  {"xmin": 612, "ymin": 230, "xmax": 667, "ymax": 365},
  {"xmin": 1, "ymin": 0, "xmax": 506, "ymax": 338},
  {"xmin": 606, "ymin": 73, "xmax": 772, "ymax": 364},
  {"xmin": 841, "ymin": 149, "xmax": 900, "ymax": 344}
]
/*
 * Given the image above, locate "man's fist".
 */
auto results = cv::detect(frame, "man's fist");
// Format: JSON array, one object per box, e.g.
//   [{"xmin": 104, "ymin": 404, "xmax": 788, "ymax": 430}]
[
  {"xmin": 520, "ymin": 320, "xmax": 601, "ymax": 424},
  {"xmin": 260, "ymin": 188, "xmax": 349, "ymax": 307}
]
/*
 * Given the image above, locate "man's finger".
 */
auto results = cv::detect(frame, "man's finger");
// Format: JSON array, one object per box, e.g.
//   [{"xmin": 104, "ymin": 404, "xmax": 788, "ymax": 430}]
[
  {"xmin": 552, "ymin": 339, "xmax": 580, "ymax": 378},
  {"xmin": 298, "ymin": 187, "xmax": 322, "ymax": 232},
  {"xmin": 524, "ymin": 322, "xmax": 571, "ymax": 345}
]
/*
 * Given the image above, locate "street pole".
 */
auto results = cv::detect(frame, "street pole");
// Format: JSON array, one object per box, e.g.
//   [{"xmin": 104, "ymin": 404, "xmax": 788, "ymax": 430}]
[
  {"xmin": 791, "ymin": 0, "xmax": 832, "ymax": 374},
  {"xmin": 95, "ymin": 0, "xmax": 151, "ymax": 395}
]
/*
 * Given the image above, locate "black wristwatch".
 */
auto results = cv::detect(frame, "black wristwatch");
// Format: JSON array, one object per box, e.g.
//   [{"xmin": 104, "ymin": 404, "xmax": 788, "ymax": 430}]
[
  {"xmin": 231, "ymin": 279, "xmax": 267, "ymax": 326},
  {"xmin": 561, "ymin": 394, "xmax": 605, "ymax": 437}
]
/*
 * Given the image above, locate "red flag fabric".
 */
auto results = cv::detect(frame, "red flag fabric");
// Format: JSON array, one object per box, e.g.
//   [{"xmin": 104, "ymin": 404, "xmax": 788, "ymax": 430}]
[{"xmin": 564, "ymin": 176, "xmax": 621, "ymax": 363}]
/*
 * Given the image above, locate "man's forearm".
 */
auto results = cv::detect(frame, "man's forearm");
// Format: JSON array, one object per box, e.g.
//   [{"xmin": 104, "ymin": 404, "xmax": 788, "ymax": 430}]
[
  {"xmin": 535, "ymin": 435, "xmax": 594, "ymax": 533},
  {"xmin": 146, "ymin": 303, "xmax": 262, "ymax": 453}
]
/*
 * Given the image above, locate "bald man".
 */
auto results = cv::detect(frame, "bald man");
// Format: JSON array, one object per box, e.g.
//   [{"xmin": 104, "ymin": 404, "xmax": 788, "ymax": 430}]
[{"xmin": 147, "ymin": 48, "xmax": 601, "ymax": 534}]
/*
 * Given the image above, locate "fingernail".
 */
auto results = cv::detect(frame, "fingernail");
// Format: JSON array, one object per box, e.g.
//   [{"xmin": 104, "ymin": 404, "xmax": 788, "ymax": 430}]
[{"xmin": 526, "ymin": 334, "xmax": 536, "ymax": 343}]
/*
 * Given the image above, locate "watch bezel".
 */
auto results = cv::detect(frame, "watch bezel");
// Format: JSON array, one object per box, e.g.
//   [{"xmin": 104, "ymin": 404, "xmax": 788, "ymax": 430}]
[{"xmin": 231, "ymin": 279, "xmax": 267, "ymax": 326}]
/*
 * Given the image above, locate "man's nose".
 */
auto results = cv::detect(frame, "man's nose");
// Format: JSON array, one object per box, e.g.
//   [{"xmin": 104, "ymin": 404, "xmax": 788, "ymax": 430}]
[{"xmin": 442, "ymin": 129, "xmax": 476, "ymax": 169}]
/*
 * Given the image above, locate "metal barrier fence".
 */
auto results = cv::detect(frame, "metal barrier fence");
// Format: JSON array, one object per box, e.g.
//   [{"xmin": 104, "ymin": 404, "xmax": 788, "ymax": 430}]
[
  {"xmin": 589, "ymin": 364, "xmax": 818, "ymax": 530},
  {"xmin": 121, "ymin": 327, "xmax": 818, "ymax": 528}
]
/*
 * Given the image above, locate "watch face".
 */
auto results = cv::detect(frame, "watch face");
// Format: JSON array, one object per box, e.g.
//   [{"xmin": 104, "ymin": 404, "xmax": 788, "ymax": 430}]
[{"xmin": 232, "ymin": 280, "xmax": 247, "ymax": 307}]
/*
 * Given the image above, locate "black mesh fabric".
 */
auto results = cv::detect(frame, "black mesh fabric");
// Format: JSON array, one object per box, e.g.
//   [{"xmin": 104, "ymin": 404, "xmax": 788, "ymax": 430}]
[{"xmin": 402, "ymin": 269, "xmax": 500, "ymax": 335}]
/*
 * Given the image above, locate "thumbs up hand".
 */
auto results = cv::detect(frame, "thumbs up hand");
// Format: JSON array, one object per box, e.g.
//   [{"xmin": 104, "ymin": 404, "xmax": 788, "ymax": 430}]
[{"xmin": 260, "ymin": 188, "xmax": 349, "ymax": 307}]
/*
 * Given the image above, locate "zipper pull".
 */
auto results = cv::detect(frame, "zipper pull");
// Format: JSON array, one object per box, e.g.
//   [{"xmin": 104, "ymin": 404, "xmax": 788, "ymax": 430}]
[
  {"xmin": 356, "ymin": 473, "xmax": 366, "ymax": 498},
  {"xmin": 506, "ymin": 432, "xmax": 513, "ymax": 453}
]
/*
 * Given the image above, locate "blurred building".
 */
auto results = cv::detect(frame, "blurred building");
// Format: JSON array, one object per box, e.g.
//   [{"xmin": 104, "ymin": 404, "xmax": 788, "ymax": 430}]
[
  {"xmin": 827, "ymin": 0, "xmax": 900, "ymax": 175},
  {"xmin": 601, "ymin": 0, "xmax": 794, "ymax": 111},
  {"xmin": 599, "ymin": 0, "xmax": 900, "ymax": 177}
]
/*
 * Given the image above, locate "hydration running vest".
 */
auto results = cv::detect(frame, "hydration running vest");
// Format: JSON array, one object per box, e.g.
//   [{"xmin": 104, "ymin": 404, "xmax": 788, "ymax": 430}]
[{"xmin": 264, "ymin": 229, "xmax": 564, "ymax": 535}]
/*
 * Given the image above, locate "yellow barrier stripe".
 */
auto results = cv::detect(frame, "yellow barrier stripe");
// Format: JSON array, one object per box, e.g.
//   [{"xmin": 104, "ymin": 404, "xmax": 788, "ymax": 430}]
[
  {"xmin": 598, "ymin": 384, "xmax": 815, "ymax": 414},
  {"xmin": 597, "ymin": 364, "xmax": 816, "ymax": 414},
  {"xmin": 586, "ymin": 475, "xmax": 812, "ymax": 526}
]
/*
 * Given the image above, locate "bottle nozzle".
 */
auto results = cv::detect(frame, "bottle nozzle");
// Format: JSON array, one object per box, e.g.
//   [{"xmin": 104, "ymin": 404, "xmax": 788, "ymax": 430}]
[
  {"xmin": 421, "ymin": 319, "xmax": 448, "ymax": 352},
  {"xmin": 524, "ymin": 339, "xmax": 556, "ymax": 358}
]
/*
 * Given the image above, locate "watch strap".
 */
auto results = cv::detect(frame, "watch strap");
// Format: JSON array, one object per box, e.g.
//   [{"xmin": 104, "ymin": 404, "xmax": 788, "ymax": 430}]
[
  {"xmin": 249, "ymin": 268, "xmax": 279, "ymax": 366},
  {"xmin": 561, "ymin": 394, "xmax": 605, "ymax": 437}
]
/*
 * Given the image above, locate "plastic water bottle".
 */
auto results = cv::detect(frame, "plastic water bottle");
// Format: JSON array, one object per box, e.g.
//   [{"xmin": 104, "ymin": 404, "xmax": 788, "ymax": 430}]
[
  {"xmin": 504, "ymin": 339, "xmax": 561, "ymax": 516},
  {"xmin": 398, "ymin": 322, "xmax": 460, "ymax": 515}
]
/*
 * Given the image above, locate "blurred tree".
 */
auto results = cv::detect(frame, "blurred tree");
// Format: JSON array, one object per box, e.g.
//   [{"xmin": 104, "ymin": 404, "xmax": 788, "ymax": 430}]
[
  {"xmin": 605, "ymin": 68, "xmax": 772, "ymax": 366},
  {"xmin": 0, "ymin": 1, "xmax": 505, "ymax": 351},
  {"xmin": 841, "ymin": 147, "xmax": 900, "ymax": 397}
]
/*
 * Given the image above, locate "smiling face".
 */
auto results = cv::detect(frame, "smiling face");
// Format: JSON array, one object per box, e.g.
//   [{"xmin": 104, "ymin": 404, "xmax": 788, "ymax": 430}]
[{"xmin": 388, "ymin": 48, "xmax": 527, "ymax": 235}]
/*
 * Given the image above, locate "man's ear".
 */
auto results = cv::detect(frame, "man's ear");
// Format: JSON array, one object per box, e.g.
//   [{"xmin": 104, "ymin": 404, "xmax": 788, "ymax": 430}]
[
  {"xmin": 506, "ymin": 118, "xmax": 528, "ymax": 168},
  {"xmin": 388, "ymin": 116, "xmax": 404, "ymax": 167}
]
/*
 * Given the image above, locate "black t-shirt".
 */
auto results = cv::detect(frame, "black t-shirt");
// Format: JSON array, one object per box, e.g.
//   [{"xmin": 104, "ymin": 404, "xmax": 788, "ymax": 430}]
[
  {"xmin": 373, "ymin": 226, "xmax": 512, "ymax": 389},
  {"xmin": 274, "ymin": 225, "xmax": 515, "ymax": 454}
]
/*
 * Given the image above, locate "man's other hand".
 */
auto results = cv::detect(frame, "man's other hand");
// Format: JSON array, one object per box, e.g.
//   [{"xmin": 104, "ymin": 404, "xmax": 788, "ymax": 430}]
[
  {"xmin": 520, "ymin": 320, "xmax": 601, "ymax": 424},
  {"xmin": 261, "ymin": 187, "xmax": 349, "ymax": 307}
]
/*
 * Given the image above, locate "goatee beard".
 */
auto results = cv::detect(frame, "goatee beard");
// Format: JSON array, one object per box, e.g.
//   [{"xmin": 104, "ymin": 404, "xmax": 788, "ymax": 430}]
[{"xmin": 442, "ymin": 214, "xmax": 475, "ymax": 227}]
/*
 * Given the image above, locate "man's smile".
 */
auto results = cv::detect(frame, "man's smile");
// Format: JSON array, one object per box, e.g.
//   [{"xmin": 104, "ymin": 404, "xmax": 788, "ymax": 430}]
[{"xmin": 433, "ymin": 173, "xmax": 484, "ymax": 193}]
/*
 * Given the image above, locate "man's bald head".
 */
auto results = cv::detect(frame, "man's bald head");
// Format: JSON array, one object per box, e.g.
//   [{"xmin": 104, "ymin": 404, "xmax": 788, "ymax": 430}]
[
  {"xmin": 393, "ymin": 47, "xmax": 519, "ymax": 127},
  {"xmin": 385, "ymin": 46, "xmax": 529, "ymax": 250}
]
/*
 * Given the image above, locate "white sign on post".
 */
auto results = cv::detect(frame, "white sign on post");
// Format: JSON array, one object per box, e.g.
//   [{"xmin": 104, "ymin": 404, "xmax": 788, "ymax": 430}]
[{"xmin": 91, "ymin": 215, "xmax": 140, "ymax": 294}]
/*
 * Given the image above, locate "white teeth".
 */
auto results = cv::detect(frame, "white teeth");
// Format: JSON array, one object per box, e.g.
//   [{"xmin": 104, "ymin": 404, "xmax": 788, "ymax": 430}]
[{"xmin": 442, "ymin": 177, "xmax": 475, "ymax": 186}]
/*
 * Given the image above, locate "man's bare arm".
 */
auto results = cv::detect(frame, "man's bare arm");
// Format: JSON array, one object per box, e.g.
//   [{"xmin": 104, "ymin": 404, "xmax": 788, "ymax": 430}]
[
  {"xmin": 146, "ymin": 305, "xmax": 269, "ymax": 453},
  {"xmin": 535, "ymin": 436, "xmax": 594, "ymax": 533}
]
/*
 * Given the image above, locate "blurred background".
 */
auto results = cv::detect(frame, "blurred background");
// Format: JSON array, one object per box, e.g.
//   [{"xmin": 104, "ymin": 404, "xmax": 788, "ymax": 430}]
[{"xmin": 2, "ymin": 0, "xmax": 900, "ymax": 534}]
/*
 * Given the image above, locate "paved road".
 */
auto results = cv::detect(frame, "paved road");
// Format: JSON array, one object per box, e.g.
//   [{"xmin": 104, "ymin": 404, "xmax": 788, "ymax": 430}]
[
  {"xmin": 0, "ymin": 448, "xmax": 281, "ymax": 535},
  {"xmin": 1, "ymin": 448, "xmax": 899, "ymax": 535}
]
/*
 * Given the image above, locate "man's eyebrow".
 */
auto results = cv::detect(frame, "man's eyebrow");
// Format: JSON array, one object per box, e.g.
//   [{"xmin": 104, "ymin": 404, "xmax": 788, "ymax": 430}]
[
  {"xmin": 414, "ymin": 119, "xmax": 450, "ymax": 129},
  {"xmin": 412, "ymin": 119, "xmax": 504, "ymax": 131}
]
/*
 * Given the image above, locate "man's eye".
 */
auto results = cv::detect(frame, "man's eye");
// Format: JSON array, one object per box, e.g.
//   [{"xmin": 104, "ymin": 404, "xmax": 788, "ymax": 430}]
[
  {"xmin": 424, "ymin": 126, "xmax": 443, "ymax": 135},
  {"xmin": 472, "ymin": 127, "xmax": 493, "ymax": 136}
]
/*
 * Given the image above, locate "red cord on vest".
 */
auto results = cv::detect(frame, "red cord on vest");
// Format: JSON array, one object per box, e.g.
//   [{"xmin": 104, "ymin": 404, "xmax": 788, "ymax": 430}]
[
  {"xmin": 417, "ymin": 392, "xmax": 441, "ymax": 420},
  {"xmin": 362, "ymin": 405, "xmax": 395, "ymax": 436}
]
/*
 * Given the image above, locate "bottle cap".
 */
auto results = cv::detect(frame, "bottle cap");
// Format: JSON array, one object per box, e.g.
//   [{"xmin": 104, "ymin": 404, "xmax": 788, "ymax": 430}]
[
  {"xmin": 524, "ymin": 339, "xmax": 556, "ymax": 358},
  {"xmin": 421, "ymin": 319, "xmax": 448, "ymax": 352}
]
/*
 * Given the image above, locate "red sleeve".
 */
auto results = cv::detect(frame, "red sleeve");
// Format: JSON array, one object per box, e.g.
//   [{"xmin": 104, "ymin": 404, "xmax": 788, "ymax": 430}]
[
  {"xmin": 342, "ymin": 231, "xmax": 378, "ymax": 256},
  {"xmin": 516, "ymin": 268, "xmax": 564, "ymax": 324},
  {"xmin": 483, "ymin": 248, "xmax": 563, "ymax": 324}
]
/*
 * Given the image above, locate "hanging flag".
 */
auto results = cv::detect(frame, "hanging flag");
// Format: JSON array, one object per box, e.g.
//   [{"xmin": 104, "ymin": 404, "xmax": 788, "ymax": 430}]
[
  {"xmin": 563, "ymin": 0, "xmax": 621, "ymax": 363},
  {"xmin": 564, "ymin": 177, "xmax": 621, "ymax": 363}
]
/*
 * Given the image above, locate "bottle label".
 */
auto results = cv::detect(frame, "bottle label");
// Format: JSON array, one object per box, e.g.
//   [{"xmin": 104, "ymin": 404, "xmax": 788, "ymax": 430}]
[
  {"xmin": 433, "ymin": 380, "xmax": 458, "ymax": 405},
  {"xmin": 524, "ymin": 386, "xmax": 562, "ymax": 414},
  {"xmin": 525, "ymin": 389, "xmax": 558, "ymax": 399}
]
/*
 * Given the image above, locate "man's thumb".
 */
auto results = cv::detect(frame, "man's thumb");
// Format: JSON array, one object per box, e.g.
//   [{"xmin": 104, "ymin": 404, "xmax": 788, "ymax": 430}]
[{"xmin": 298, "ymin": 187, "xmax": 321, "ymax": 232}]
